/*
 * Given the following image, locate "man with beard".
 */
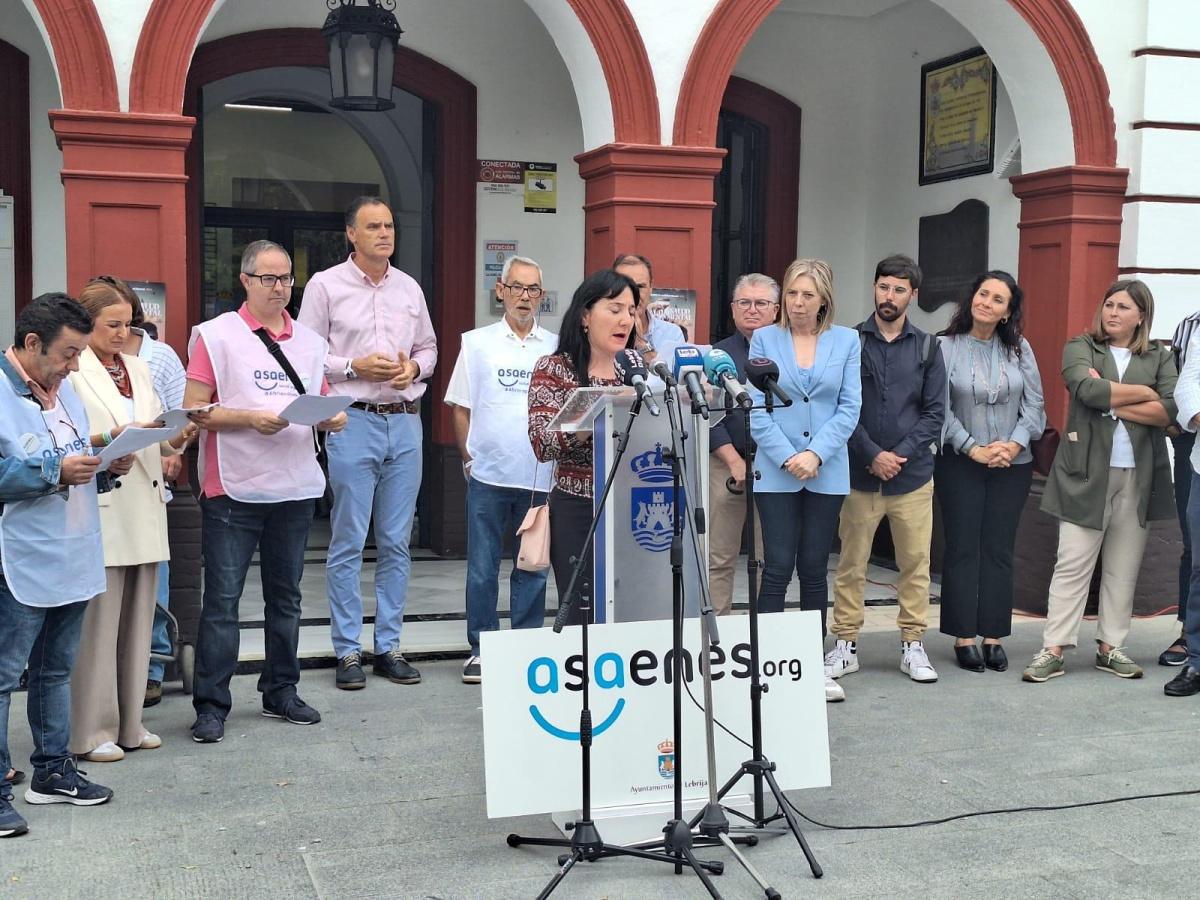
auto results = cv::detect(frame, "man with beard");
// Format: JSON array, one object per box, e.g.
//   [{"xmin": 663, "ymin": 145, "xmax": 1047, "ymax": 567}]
[{"xmin": 825, "ymin": 255, "xmax": 946, "ymax": 690}]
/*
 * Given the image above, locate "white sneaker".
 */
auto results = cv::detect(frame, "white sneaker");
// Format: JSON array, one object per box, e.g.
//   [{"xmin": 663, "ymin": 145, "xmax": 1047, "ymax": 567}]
[
  {"xmin": 824, "ymin": 676, "xmax": 845, "ymax": 703},
  {"xmin": 83, "ymin": 741, "xmax": 124, "ymax": 763},
  {"xmin": 823, "ymin": 640, "xmax": 859, "ymax": 679},
  {"xmin": 901, "ymin": 641, "xmax": 938, "ymax": 683}
]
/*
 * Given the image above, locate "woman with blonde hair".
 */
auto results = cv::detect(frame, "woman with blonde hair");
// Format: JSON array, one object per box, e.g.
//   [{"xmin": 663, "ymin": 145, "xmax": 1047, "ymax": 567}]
[
  {"xmin": 1023, "ymin": 279, "xmax": 1176, "ymax": 683},
  {"xmin": 748, "ymin": 259, "xmax": 861, "ymax": 702},
  {"xmin": 66, "ymin": 278, "xmax": 195, "ymax": 761}
]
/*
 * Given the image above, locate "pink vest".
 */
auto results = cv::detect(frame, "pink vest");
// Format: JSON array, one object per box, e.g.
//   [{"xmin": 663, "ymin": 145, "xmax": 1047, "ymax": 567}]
[{"xmin": 190, "ymin": 312, "xmax": 328, "ymax": 503}]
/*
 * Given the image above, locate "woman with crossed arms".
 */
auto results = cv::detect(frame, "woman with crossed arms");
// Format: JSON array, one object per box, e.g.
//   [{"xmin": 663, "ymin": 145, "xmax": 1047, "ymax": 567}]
[{"xmin": 1023, "ymin": 280, "xmax": 1176, "ymax": 683}]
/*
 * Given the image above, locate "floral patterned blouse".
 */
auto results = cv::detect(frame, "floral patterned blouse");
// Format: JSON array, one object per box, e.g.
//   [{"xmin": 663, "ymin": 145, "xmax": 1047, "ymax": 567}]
[{"xmin": 527, "ymin": 352, "xmax": 621, "ymax": 498}]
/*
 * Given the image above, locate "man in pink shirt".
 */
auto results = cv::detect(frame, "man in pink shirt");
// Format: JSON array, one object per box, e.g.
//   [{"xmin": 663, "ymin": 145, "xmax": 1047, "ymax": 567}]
[
  {"xmin": 184, "ymin": 241, "xmax": 346, "ymax": 744},
  {"xmin": 298, "ymin": 197, "xmax": 437, "ymax": 690}
]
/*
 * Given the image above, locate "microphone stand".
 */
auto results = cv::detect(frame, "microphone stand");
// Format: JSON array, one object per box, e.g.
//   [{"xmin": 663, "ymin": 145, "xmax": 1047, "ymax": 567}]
[
  {"xmin": 697, "ymin": 396, "xmax": 823, "ymax": 879},
  {"xmin": 654, "ymin": 384, "xmax": 779, "ymax": 898},
  {"xmin": 507, "ymin": 392, "xmax": 724, "ymax": 898}
]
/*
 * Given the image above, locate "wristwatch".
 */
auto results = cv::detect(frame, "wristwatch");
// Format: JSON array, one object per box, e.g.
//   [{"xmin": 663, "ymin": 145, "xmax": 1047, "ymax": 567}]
[{"xmin": 343, "ymin": 359, "xmax": 358, "ymax": 380}]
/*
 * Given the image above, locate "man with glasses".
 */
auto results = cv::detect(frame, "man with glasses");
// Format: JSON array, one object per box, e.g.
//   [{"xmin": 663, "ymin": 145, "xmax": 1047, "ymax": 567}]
[
  {"xmin": 826, "ymin": 254, "xmax": 945, "ymax": 692},
  {"xmin": 184, "ymin": 241, "xmax": 347, "ymax": 744},
  {"xmin": 444, "ymin": 256, "xmax": 557, "ymax": 683},
  {"xmin": 1, "ymin": 294, "xmax": 114, "ymax": 837},
  {"xmin": 299, "ymin": 197, "xmax": 437, "ymax": 691},
  {"xmin": 707, "ymin": 274, "xmax": 778, "ymax": 617}
]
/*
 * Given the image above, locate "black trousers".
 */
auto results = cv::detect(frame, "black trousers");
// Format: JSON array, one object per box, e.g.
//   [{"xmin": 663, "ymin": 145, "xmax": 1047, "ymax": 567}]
[
  {"xmin": 754, "ymin": 489, "xmax": 845, "ymax": 633},
  {"xmin": 935, "ymin": 452, "xmax": 1032, "ymax": 639},
  {"xmin": 1172, "ymin": 431, "xmax": 1195, "ymax": 622},
  {"xmin": 548, "ymin": 489, "xmax": 596, "ymax": 626}
]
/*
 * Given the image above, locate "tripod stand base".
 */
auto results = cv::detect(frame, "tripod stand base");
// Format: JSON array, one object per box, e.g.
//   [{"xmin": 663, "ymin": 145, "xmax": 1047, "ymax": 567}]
[
  {"xmin": 707, "ymin": 757, "xmax": 824, "ymax": 879},
  {"xmin": 508, "ymin": 819, "xmax": 728, "ymax": 900}
]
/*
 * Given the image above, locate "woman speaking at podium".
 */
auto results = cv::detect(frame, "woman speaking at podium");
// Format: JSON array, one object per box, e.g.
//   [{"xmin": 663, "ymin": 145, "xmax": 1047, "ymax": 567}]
[
  {"xmin": 528, "ymin": 269, "xmax": 638, "ymax": 624},
  {"xmin": 748, "ymin": 259, "xmax": 861, "ymax": 636}
]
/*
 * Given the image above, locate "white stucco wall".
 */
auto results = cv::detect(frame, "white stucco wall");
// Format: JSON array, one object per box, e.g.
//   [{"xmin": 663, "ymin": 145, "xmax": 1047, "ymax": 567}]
[
  {"xmin": 200, "ymin": 0, "xmax": 587, "ymax": 335},
  {"xmin": 732, "ymin": 1, "xmax": 1021, "ymax": 331},
  {"xmin": 2, "ymin": 3, "xmax": 66, "ymax": 308}
]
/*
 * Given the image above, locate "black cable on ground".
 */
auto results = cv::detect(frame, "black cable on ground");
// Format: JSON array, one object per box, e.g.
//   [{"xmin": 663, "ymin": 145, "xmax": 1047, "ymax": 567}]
[
  {"xmin": 779, "ymin": 787, "xmax": 1200, "ymax": 831},
  {"xmin": 678, "ymin": 666, "xmax": 1200, "ymax": 831}
]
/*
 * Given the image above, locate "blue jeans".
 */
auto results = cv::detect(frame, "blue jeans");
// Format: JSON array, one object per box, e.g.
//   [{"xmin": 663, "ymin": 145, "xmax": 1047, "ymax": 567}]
[
  {"xmin": 0, "ymin": 571, "xmax": 87, "ymax": 780},
  {"xmin": 1184, "ymin": 470, "xmax": 1200, "ymax": 668},
  {"xmin": 755, "ymin": 490, "xmax": 845, "ymax": 632},
  {"xmin": 325, "ymin": 408, "xmax": 422, "ymax": 658},
  {"xmin": 147, "ymin": 559, "xmax": 170, "ymax": 682},
  {"xmin": 1173, "ymin": 432, "xmax": 1195, "ymax": 623},
  {"xmin": 466, "ymin": 477, "xmax": 549, "ymax": 655},
  {"xmin": 192, "ymin": 496, "xmax": 315, "ymax": 719}
]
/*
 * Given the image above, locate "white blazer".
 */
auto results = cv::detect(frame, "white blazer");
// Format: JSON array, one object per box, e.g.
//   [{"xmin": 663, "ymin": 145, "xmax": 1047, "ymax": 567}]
[{"xmin": 68, "ymin": 348, "xmax": 175, "ymax": 567}]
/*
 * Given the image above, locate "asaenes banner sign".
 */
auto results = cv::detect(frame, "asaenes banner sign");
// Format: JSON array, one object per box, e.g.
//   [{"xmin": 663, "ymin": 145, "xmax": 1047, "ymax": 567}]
[{"xmin": 480, "ymin": 611, "xmax": 830, "ymax": 819}]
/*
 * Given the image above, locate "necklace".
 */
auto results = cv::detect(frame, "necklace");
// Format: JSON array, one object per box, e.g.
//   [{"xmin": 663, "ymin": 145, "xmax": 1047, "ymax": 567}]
[{"xmin": 967, "ymin": 337, "xmax": 1006, "ymax": 405}]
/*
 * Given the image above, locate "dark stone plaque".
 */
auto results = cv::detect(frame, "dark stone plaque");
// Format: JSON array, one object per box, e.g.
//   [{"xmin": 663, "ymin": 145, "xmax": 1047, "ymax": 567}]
[{"xmin": 917, "ymin": 199, "xmax": 988, "ymax": 313}]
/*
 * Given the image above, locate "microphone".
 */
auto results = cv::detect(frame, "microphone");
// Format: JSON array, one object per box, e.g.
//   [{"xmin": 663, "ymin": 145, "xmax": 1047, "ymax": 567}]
[
  {"xmin": 672, "ymin": 345, "xmax": 710, "ymax": 420},
  {"xmin": 703, "ymin": 348, "xmax": 752, "ymax": 410},
  {"xmin": 649, "ymin": 358, "xmax": 678, "ymax": 387},
  {"xmin": 745, "ymin": 357, "xmax": 793, "ymax": 407},
  {"xmin": 613, "ymin": 348, "xmax": 660, "ymax": 416}
]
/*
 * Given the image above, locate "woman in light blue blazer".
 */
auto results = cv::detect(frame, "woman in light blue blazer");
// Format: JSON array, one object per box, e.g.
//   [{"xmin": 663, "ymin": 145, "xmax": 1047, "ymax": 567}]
[{"xmin": 749, "ymin": 259, "xmax": 862, "ymax": 633}]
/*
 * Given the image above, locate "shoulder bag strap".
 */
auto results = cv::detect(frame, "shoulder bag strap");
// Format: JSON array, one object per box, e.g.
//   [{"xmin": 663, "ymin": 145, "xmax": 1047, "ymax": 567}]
[{"xmin": 252, "ymin": 327, "xmax": 321, "ymax": 455}]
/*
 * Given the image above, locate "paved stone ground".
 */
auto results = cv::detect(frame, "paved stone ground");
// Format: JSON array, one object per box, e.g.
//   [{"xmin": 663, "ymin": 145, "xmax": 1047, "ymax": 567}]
[{"xmin": 3, "ymin": 612, "xmax": 1198, "ymax": 899}]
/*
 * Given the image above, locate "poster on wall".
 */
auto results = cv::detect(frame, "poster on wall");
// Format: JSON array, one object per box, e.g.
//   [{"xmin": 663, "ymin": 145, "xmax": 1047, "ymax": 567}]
[
  {"xmin": 523, "ymin": 162, "xmax": 557, "ymax": 214},
  {"xmin": 919, "ymin": 47, "xmax": 996, "ymax": 185},
  {"xmin": 126, "ymin": 281, "xmax": 167, "ymax": 339},
  {"xmin": 477, "ymin": 160, "xmax": 523, "ymax": 196},
  {"xmin": 477, "ymin": 160, "xmax": 558, "ymax": 213}
]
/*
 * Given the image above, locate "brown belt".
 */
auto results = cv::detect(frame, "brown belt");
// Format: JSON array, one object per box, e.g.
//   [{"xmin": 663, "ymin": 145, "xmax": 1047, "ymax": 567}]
[{"xmin": 350, "ymin": 400, "xmax": 419, "ymax": 415}]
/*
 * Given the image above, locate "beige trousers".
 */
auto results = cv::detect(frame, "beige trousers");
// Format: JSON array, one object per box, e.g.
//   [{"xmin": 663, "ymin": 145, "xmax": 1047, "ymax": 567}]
[
  {"xmin": 70, "ymin": 562, "xmax": 158, "ymax": 753},
  {"xmin": 1043, "ymin": 468, "xmax": 1148, "ymax": 650},
  {"xmin": 707, "ymin": 454, "xmax": 762, "ymax": 615},
  {"xmin": 831, "ymin": 481, "xmax": 934, "ymax": 642}
]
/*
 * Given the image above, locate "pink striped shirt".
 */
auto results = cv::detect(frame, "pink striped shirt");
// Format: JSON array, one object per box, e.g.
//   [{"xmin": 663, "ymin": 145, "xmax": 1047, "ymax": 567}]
[{"xmin": 298, "ymin": 255, "xmax": 438, "ymax": 402}]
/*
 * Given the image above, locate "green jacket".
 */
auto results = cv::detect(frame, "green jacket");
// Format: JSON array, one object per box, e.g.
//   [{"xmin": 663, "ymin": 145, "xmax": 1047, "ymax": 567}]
[{"xmin": 1041, "ymin": 334, "xmax": 1177, "ymax": 530}]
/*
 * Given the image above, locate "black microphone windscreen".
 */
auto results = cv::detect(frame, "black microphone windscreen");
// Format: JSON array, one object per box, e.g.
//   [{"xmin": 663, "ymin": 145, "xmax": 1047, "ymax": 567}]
[{"xmin": 745, "ymin": 357, "xmax": 780, "ymax": 392}]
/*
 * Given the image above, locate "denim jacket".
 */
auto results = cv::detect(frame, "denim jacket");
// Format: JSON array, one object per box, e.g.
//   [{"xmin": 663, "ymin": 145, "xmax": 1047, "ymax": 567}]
[{"xmin": 0, "ymin": 352, "xmax": 112, "ymax": 507}]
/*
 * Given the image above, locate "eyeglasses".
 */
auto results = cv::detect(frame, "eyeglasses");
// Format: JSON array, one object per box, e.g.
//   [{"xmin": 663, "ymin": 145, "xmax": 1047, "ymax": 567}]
[
  {"xmin": 247, "ymin": 273, "xmax": 296, "ymax": 288},
  {"xmin": 733, "ymin": 298, "xmax": 779, "ymax": 311},
  {"xmin": 501, "ymin": 283, "xmax": 544, "ymax": 299}
]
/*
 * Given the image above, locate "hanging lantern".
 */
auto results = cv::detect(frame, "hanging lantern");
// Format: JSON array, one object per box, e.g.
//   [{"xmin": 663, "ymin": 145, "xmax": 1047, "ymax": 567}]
[{"xmin": 323, "ymin": 0, "xmax": 403, "ymax": 112}]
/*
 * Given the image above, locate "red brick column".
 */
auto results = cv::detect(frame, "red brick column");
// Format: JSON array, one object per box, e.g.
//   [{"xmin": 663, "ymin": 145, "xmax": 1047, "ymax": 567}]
[
  {"xmin": 576, "ymin": 143, "xmax": 726, "ymax": 337},
  {"xmin": 50, "ymin": 110, "xmax": 194, "ymax": 355},
  {"xmin": 1011, "ymin": 165, "xmax": 1129, "ymax": 427}
]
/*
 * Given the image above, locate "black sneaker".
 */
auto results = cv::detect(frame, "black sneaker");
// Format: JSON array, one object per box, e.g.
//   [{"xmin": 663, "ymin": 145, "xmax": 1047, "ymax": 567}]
[
  {"xmin": 373, "ymin": 649, "xmax": 421, "ymax": 684},
  {"xmin": 144, "ymin": 679, "xmax": 163, "ymax": 707},
  {"xmin": 262, "ymin": 695, "xmax": 321, "ymax": 725},
  {"xmin": 462, "ymin": 655, "xmax": 481, "ymax": 684},
  {"xmin": 336, "ymin": 651, "xmax": 366, "ymax": 690},
  {"xmin": 1, "ymin": 788, "xmax": 28, "ymax": 837},
  {"xmin": 1159, "ymin": 633, "xmax": 1188, "ymax": 667},
  {"xmin": 24, "ymin": 761, "xmax": 113, "ymax": 807},
  {"xmin": 191, "ymin": 712, "xmax": 225, "ymax": 744}
]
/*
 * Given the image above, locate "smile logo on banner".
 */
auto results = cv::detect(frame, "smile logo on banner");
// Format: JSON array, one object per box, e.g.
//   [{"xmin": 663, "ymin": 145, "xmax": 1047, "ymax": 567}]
[
  {"xmin": 629, "ymin": 444, "xmax": 675, "ymax": 552},
  {"xmin": 526, "ymin": 652, "xmax": 626, "ymax": 741}
]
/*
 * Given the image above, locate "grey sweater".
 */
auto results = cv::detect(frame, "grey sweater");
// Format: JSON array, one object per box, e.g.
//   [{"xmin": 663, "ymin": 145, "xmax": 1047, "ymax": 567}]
[{"xmin": 939, "ymin": 334, "xmax": 1046, "ymax": 465}]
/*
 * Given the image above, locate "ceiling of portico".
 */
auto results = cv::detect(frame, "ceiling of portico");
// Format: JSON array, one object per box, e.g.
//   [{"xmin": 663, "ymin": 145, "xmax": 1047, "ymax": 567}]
[{"xmin": 775, "ymin": 0, "xmax": 911, "ymax": 17}]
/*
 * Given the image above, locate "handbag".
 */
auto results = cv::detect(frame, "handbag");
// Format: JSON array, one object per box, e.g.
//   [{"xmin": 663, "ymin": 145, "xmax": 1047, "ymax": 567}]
[
  {"xmin": 1030, "ymin": 425, "xmax": 1061, "ymax": 477},
  {"xmin": 516, "ymin": 463, "xmax": 552, "ymax": 572}
]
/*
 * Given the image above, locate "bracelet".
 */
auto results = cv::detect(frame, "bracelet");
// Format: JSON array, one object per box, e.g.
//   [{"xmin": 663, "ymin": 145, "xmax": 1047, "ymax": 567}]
[{"xmin": 100, "ymin": 430, "xmax": 113, "ymax": 446}]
